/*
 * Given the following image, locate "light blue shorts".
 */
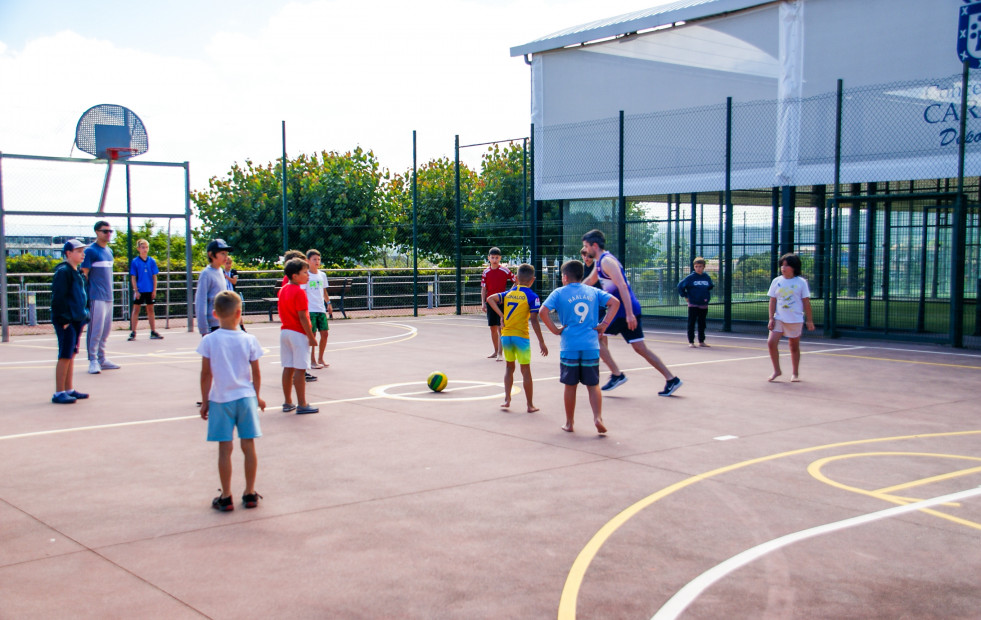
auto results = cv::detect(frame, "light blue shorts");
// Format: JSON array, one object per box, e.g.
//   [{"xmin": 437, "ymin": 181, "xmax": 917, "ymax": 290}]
[
  {"xmin": 501, "ymin": 336, "xmax": 531, "ymax": 365},
  {"xmin": 207, "ymin": 396, "xmax": 262, "ymax": 442}
]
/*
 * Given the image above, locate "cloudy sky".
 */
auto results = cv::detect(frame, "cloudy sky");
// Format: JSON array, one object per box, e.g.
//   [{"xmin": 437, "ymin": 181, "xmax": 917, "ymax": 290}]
[{"xmin": 0, "ymin": 0, "xmax": 673, "ymax": 198}]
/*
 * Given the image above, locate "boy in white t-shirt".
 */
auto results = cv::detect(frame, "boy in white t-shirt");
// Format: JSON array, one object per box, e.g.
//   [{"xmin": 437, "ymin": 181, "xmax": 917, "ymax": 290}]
[
  {"xmin": 198, "ymin": 290, "xmax": 266, "ymax": 511},
  {"xmin": 304, "ymin": 249, "xmax": 334, "ymax": 369},
  {"xmin": 766, "ymin": 253, "xmax": 815, "ymax": 383}
]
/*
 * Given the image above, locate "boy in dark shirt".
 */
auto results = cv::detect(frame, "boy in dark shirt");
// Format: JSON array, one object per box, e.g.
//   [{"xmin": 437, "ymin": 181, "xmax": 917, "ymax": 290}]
[
  {"xmin": 677, "ymin": 257, "xmax": 715, "ymax": 347},
  {"xmin": 51, "ymin": 239, "xmax": 91, "ymax": 404}
]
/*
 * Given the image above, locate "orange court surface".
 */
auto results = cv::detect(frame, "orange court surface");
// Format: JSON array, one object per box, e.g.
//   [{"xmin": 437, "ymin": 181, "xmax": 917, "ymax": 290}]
[{"xmin": 1, "ymin": 315, "xmax": 980, "ymax": 619}]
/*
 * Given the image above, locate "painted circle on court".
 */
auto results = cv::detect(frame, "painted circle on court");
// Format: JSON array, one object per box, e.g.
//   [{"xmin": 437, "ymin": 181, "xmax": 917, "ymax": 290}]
[{"xmin": 369, "ymin": 380, "xmax": 517, "ymax": 402}]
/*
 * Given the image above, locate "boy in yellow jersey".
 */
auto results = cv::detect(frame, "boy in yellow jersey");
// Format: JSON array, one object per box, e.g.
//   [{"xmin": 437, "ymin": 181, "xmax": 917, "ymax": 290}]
[{"xmin": 487, "ymin": 263, "xmax": 549, "ymax": 412}]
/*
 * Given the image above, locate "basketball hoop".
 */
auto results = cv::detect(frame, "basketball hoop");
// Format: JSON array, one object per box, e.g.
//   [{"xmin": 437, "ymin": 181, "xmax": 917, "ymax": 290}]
[{"xmin": 73, "ymin": 104, "xmax": 149, "ymax": 213}]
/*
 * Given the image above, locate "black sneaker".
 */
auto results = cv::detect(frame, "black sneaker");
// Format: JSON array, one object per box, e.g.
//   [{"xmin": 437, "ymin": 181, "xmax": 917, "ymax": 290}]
[
  {"xmin": 658, "ymin": 377, "xmax": 683, "ymax": 397},
  {"xmin": 127, "ymin": 331, "xmax": 136, "ymax": 341},
  {"xmin": 242, "ymin": 492, "xmax": 263, "ymax": 508},
  {"xmin": 150, "ymin": 331, "xmax": 164, "ymax": 340},
  {"xmin": 601, "ymin": 373, "xmax": 628, "ymax": 391},
  {"xmin": 212, "ymin": 493, "xmax": 234, "ymax": 512},
  {"xmin": 305, "ymin": 373, "xmax": 317, "ymax": 382}
]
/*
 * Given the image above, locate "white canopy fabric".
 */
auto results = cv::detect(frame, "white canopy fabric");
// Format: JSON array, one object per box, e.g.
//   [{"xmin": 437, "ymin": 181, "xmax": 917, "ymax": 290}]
[{"xmin": 526, "ymin": 0, "xmax": 976, "ymax": 200}]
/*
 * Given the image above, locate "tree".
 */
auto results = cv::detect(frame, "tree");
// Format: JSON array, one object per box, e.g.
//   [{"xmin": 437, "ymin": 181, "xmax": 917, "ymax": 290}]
[
  {"xmin": 109, "ymin": 220, "xmax": 201, "ymax": 271},
  {"xmin": 472, "ymin": 142, "xmax": 530, "ymax": 261},
  {"xmin": 390, "ymin": 157, "xmax": 478, "ymax": 265},
  {"xmin": 191, "ymin": 149, "xmax": 394, "ymax": 267}
]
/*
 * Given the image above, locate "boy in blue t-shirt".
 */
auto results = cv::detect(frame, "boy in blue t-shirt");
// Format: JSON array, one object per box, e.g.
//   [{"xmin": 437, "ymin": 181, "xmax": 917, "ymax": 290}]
[
  {"xmin": 128, "ymin": 239, "xmax": 163, "ymax": 341},
  {"xmin": 540, "ymin": 260, "xmax": 620, "ymax": 434}
]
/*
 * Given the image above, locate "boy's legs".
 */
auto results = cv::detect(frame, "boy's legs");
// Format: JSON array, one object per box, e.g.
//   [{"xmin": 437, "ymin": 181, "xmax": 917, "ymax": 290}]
[
  {"xmin": 293, "ymin": 368, "xmax": 309, "ymax": 406},
  {"xmin": 696, "ymin": 307, "xmax": 708, "ymax": 345},
  {"xmin": 630, "ymin": 341, "xmax": 675, "ymax": 381},
  {"xmin": 519, "ymin": 363, "xmax": 538, "ymax": 412},
  {"xmin": 686, "ymin": 306, "xmax": 697, "ymax": 345},
  {"xmin": 281, "ymin": 367, "xmax": 294, "ymax": 404},
  {"xmin": 789, "ymin": 336, "xmax": 802, "ymax": 381},
  {"xmin": 317, "ymin": 329, "xmax": 329, "ymax": 366},
  {"xmin": 217, "ymin": 440, "xmax": 234, "ymax": 498},
  {"xmin": 488, "ymin": 325, "xmax": 502, "ymax": 359},
  {"xmin": 562, "ymin": 384, "xmax": 577, "ymax": 432},
  {"xmin": 501, "ymin": 361, "xmax": 515, "ymax": 408},
  {"xmin": 130, "ymin": 303, "xmax": 142, "ymax": 333},
  {"xmin": 767, "ymin": 330, "xmax": 783, "ymax": 381},
  {"xmin": 586, "ymin": 384, "xmax": 606, "ymax": 434},
  {"xmin": 240, "ymin": 438, "xmax": 257, "ymax": 495},
  {"xmin": 598, "ymin": 335, "xmax": 621, "ymax": 375},
  {"xmin": 147, "ymin": 302, "xmax": 157, "ymax": 332}
]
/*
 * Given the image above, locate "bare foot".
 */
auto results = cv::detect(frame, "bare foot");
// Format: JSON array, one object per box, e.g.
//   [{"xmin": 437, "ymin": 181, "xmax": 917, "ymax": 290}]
[
  {"xmin": 688, "ymin": 343, "xmax": 696, "ymax": 348},
  {"xmin": 561, "ymin": 424, "xmax": 574, "ymax": 433},
  {"xmin": 496, "ymin": 356, "xmax": 503, "ymax": 362},
  {"xmin": 310, "ymin": 362, "xmax": 323, "ymax": 369},
  {"xmin": 318, "ymin": 360, "xmax": 329, "ymax": 368},
  {"xmin": 487, "ymin": 352, "xmax": 498, "ymax": 359},
  {"xmin": 501, "ymin": 401, "xmax": 511, "ymax": 409},
  {"xmin": 699, "ymin": 342, "xmax": 710, "ymax": 347},
  {"xmin": 595, "ymin": 418, "xmax": 607, "ymax": 434},
  {"xmin": 790, "ymin": 374, "xmax": 800, "ymax": 382},
  {"xmin": 768, "ymin": 371, "xmax": 782, "ymax": 382},
  {"xmin": 527, "ymin": 405, "xmax": 539, "ymax": 413}
]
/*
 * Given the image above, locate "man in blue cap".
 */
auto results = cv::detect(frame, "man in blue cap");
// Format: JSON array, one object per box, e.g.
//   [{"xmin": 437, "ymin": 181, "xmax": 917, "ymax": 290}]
[{"xmin": 51, "ymin": 239, "xmax": 91, "ymax": 403}]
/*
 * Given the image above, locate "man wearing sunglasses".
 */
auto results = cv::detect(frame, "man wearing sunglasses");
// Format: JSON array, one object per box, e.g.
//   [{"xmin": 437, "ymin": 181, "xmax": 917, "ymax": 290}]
[{"xmin": 80, "ymin": 220, "xmax": 121, "ymax": 374}]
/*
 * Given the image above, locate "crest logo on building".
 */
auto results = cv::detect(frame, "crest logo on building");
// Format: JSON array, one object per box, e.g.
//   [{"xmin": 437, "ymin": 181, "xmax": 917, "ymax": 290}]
[{"xmin": 958, "ymin": 0, "xmax": 981, "ymax": 67}]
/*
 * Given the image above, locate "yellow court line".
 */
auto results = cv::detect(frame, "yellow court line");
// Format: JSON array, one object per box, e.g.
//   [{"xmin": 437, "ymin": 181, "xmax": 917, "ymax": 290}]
[
  {"xmin": 557, "ymin": 429, "xmax": 981, "ymax": 620},
  {"xmin": 811, "ymin": 351, "xmax": 981, "ymax": 370},
  {"xmin": 807, "ymin": 453, "xmax": 981, "ymax": 530}
]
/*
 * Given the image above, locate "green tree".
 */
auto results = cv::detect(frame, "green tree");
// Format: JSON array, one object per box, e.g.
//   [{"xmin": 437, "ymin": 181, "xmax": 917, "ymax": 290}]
[
  {"xmin": 5, "ymin": 253, "xmax": 59, "ymax": 273},
  {"xmin": 472, "ymin": 142, "xmax": 530, "ymax": 260},
  {"xmin": 109, "ymin": 220, "xmax": 202, "ymax": 271},
  {"xmin": 191, "ymin": 148, "xmax": 394, "ymax": 267},
  {"xmin": 390, "ymin": 157, "xmax": 478, "ymax": 265}
]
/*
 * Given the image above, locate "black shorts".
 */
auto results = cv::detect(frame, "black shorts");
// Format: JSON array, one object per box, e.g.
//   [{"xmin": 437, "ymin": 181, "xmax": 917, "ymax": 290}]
[
  {"xmin": 54, "ymin": 320, "xmax": 83, "ymax": 359},
  {"xmin": 133, "ymin": 292, "xmax": 155, "ymax": 306},
  {"xmin": 486, "ymin": 306, "xmax": 502, "ymax": 327},
  {"xmin": 605, "ymin": 315, "xmax": 645, "ymax": 343}
]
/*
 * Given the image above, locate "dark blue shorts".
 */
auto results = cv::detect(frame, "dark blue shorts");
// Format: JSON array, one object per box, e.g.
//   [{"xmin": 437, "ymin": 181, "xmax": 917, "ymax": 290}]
[
  {"xmin": 54, "ymin": 321, "xmax": 84, "ymax": 360},
  {"xmin": 605, "ymin": 315, "xmax": 645, "ymax": 344},
  {"xmin": 560, "ymin": 350, "xmax": 601, "ymax": 386}
]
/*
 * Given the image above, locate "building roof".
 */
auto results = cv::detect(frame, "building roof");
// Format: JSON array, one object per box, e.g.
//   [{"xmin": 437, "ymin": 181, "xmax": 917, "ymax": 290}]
[{"xmin": 509, "ymin": 0, "xmax": 772, "ymax": 57}]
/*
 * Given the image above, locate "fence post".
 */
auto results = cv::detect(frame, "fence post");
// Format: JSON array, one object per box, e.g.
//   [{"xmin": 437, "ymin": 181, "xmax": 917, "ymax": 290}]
[
  {"xmin": 829, "ymin": 79, "xmax": 844, "ymax": 339},
  {"xmin": 184, "ymin": 162, "xmax": 194, "ymax": 333},
  {"xmin": 281, "ymin": 121, "xmax": 289, "ymax": 256},
  {"xmin": 0, "ymin": 152, "xmax": 8, "ymax": 342},
  {"xmin": 412, "ymin": 130, "xmax": 418, "ymax": 318},
  {"xmin": 618, "ymin": 111, "xmax": 626, "ymax": 262},
  {"xmin": 530, "ymin": 123, "xmax": 539, "ymax": 289},
  {"xmin": 950, "ymin": 59, "xmax": 970, "ymax": 348},
  {"xmin": 722, "ymin": 97, "xmax": 733, "ymax": 332},
  {"xmin": 454, "ymin": 135, "xmax": 462, "ymax": 315}
]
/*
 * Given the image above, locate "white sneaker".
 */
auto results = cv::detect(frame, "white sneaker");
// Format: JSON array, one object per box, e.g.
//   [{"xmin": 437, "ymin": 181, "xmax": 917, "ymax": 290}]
[
  {"xmin": 99, "ymin": 359, "xmax": 121, "ymax": 370},
  {"xmin": 88, "ymin": 360, "xmax": 101, "ymax": 374}
]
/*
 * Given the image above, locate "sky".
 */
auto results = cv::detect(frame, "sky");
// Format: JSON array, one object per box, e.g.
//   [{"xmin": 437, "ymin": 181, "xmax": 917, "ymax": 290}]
[{"xmin": 0, "ymin": 0, "xmax": 675, "ymax": 203}]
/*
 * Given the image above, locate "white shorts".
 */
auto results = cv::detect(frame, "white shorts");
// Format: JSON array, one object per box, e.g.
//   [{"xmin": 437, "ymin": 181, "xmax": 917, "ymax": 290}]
[
  {"xmin": 279, "ymin": 329, "xmax": 311, "ymax": 369},
  {"xmin": 772, "ymin": 320, "xmax": 803, "ymax": 338}
]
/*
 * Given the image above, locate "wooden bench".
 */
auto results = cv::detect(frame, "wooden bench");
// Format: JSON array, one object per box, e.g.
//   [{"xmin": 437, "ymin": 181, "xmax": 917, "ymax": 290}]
[{"xmin": 262, "ymin": 278, "xmax": 352, "ymax": 321}]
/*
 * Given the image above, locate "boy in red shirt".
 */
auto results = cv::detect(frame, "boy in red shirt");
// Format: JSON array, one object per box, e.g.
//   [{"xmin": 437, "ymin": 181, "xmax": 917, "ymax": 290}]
[
  {"xmin": 480, "ymin": 247, "xmax": 514, "ymax": 361},
  {"xmin": 278, "ymin": 258, "xmax": 319, "ymax": 414}
]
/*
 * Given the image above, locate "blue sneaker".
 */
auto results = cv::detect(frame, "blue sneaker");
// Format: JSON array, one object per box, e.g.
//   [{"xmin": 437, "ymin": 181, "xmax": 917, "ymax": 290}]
[
  {"xmin": 52, "ymin": 392, "xmax": 77, "ymax": 404},
  {"xmin": 601, "ymin": 373, "xmax": 628, "ymax": 391},
  {"xmin": 68, "ymin": 390, "xmax": 89, "ymax": 400}
]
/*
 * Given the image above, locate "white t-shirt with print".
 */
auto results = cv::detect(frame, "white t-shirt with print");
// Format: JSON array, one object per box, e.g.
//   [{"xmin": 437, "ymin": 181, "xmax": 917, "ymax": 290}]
[
  {"xmin": 196, "ymin": 328, "xmax": 263, "ymax": 403},
  {"xmin": 304, "ymin": 270, "xmax": 329, "ymax": 314},
  {"xmin": 767, "ymin": 275, "xmax": 810, "ymax": 324}
]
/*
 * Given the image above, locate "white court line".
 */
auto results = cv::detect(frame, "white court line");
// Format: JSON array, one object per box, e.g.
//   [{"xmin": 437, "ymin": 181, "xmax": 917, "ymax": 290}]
[{"xmin": 651, "ymin": 486, "xmax": 981, "ymax": 620}]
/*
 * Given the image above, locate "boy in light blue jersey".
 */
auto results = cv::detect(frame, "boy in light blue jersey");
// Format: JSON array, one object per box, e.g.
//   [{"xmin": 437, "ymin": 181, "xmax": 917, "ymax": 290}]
[{"xmin": 540, "ymin": 260, "xmax": 620, "ymax": 434}]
